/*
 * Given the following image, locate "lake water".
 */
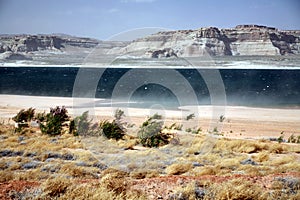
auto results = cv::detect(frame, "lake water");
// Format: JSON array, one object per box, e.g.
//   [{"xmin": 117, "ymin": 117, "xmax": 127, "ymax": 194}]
[{"xmin": 0, "ymin": 67, "xmax": 300, "ymax": 108}]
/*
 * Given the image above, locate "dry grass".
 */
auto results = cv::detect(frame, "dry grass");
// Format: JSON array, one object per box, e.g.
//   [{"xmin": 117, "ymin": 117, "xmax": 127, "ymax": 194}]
[
  {"xmin": 172, "ymin": 181, "xmax": 199, "ymax": 200},
  {"xmin": 59, "ymin": 162, "xmax": 97, "ymax": 178},
  {"xmin": 130, "ymin": 169, "xmax": 159, "ymax": 179},
  {"xmin": 13, "ymin": 169, "xmax": 49, "ymax": 181},
  {"xmin": 166, "ymin": 163, "xmax": 193, "ymax": 175},
  {"xmin": 205, "ymin": 178, "xmax": 265, "ymax": 200},
  {"xmin": 40, "ymin": 177, "xmax": 71, "ymax": 198},
  {"xmin": 252, "ymin": 151, "xmax": 270, "ymax": 162},
  {"xmin": 0, "ymin": 170, "xmax": 14, "ymax": 182},
  {"xmin": 1, "ymin": 123, "xmax": 299, "ymax": 199},
  {"xmin": 214, "ymin": 138, "xmax": 288, "ymax": 154},
  {"xmin": 196, "ymin": 166, "xmax": 218, "ymax": 176}
]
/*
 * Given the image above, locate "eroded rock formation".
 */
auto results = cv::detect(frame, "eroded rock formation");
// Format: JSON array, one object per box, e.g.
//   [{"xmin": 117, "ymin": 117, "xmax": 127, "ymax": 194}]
[{"xmin": 1, "ymin": 25, "xmax": 300, "ymax": 59}]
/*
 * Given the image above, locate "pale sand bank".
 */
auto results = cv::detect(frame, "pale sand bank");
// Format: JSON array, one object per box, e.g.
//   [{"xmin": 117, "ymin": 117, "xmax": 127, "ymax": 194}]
[{"xmin": 0, "ymin": 95, "xmax": 299, "ymax": 139}]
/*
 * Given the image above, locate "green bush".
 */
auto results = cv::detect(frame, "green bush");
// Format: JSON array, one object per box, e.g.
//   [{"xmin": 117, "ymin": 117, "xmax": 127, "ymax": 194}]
[
  {"xmin": 114, "ymin": 109, "xmax": 125, "ymax": 121},
  {"xmin": 69, "ymin": 119, "xmax": 77, "ymax": 136},
  {"xmin": 185, "ymin": 128, "xmax": 192, "ymax": 133},
  {"xmin": 192, "ymin": 127, "xmax": 202, "ymax": 134},
  {"xmin": 287, "ymin": 134, "xmax": 300, "ymax": 143},
  {"xmin": 12, "ymin": 107, "xmax": 35, "ymax": 123},
  {"xmin": 35, "ymin": 112, "xmax": 46, "ymax": 122},
  {"xmin": 167, "ymin": 123, "xmax": 183, "ymax": 130},
  {"xmin": 138, "ymin": 116, "xmax": 170, "ymax": 148},
  {"xmin": 99, "ymin": 120, "xmax": 125, "ymax": 140},
  {"xmin": 186, "ymin": 113, "xmax": 195, "ymax": 121},
  {"xmin": 278, "ymin": 131, "xmax": 285, "ymax": 143},
  {"xmin": 40, "ymin": 106, "xmax": 70, "ymax": 136},
  {"xmin": 219, "ymin": 115, "xmax": 225, "ymax": 122},
  {"xmin": 40, "ymin": 114, "xmax": 63, "ymax": 136},
  {"xmin": 73, "ymin": 111, "xmax": 91, "ymax": 136}
]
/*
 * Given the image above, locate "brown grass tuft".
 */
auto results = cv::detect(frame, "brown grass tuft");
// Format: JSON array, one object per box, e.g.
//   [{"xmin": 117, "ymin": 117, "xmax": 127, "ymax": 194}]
[
  {"xmin": 252, "ymin": 151, "xmax": 270, "ymax": 162},
  {"xmin": 0, "ymin": 170, "xmax": 14, "ymax": 182},
  {"xmin": 205, "ymin": 178, "xmax": 265, "ymax": 200},
  {"xmin": 196, "ymin": 166, "xmax": 218, "ymax": 176},
  {"xmin": 166, "ymin": 163, "xmax": 193, "ymax": 175},
  {"xmin": 41, "ymin": 177, "xmax": 71, "ymax": 198}
]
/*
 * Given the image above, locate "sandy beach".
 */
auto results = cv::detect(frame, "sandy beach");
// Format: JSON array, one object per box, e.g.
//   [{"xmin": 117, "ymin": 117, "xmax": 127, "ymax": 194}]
[{"xmin": 0, "ymin": 94, "xmax": 299, "ymax": 140}]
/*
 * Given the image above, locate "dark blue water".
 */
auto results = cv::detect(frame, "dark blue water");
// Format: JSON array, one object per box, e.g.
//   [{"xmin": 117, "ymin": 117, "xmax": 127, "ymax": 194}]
[{"xmin": 0, "ymin": 67, "xmax": 299, "ymax": 108}]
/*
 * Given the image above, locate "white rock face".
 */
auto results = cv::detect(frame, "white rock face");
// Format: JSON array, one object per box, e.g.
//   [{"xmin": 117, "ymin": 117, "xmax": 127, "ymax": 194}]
[
  {"xmin": 109, "ymin": 25, "xmax": 300, "ymax": 57},
  {"xmin": 230, "ymin": 41, "xmax": 280, "ymax": 56},
  {"xmin": 1, "ymin": 25, "xmax": 299, "ymax": 58}
]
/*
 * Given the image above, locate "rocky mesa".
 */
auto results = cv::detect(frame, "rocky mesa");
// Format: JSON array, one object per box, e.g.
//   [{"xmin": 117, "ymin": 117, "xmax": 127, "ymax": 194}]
[
  {"xmin": 117, "ymin": 25, "xmax": 300, "ymax": 57},
  {"xmin": 0, "ymin": 25, "xmax": 300, "ymax": 61}
]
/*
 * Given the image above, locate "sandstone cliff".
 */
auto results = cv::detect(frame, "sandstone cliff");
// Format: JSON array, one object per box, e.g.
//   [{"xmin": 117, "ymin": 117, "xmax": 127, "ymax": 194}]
[
  {"xmin": 1, "ymin": 25, "xmax": 300, "ymax": 61},
  {"xmin": 0, "ymin": 34, "xmax": 99, "ymax": 53},
  {"xmin": 115, "ymin": 25, "xmax": 300, "ymax": 57}
]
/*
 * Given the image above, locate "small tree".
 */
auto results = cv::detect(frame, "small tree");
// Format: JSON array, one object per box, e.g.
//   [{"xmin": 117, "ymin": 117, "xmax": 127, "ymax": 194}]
[
  {"xmin": 12, "ymin": 108, "xmax": 35, "ymax": 123},
  {"xmin": 186, "ymin": 113, "xmax": 195, "ymax": 121},
  {"xmin": 219, "ymin": 115, "xmax": 225, "ymax": 122},
  {"xmin": 138, "ymin": 116, "xmax": 170, "ymax": 148},
  {"xmin": 40, "ymin": 106, "xmax": 69, "ymax": 136},
  {"xmin": 99, "ymin": 120, "xmax": 125, "ymax": 140},
  {"xmin": 278, "ymin": 131, "xmax": 285, "ymax": 143},
  {"xmin": 114, "ymin": 109, "xmax": 125, "ymax": 121},
  {"xmin": 73, "ymin": 111, "xmax": 91, "ymax": 136}
]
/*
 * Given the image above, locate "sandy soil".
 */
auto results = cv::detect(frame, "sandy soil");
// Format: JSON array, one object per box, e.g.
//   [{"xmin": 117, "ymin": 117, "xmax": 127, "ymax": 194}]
[{"xmin": 0, "ymin": 94, "xmax": 299, "ymax": 139}]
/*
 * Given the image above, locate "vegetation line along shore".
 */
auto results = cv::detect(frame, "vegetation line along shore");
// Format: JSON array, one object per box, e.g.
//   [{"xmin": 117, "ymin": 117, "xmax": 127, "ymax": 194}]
[{"xmin": 0, "ymin": 106, "xmax": 299, "ymax": 199}]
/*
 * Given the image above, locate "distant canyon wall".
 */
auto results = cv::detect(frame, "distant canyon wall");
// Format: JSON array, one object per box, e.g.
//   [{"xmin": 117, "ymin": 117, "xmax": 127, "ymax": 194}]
[
  {"xmin": 1, "ymin": 25, "xmax": 300, "ymax": 59},
  {"xmin": 117, "ymin": 25, "xmax": 300, "ymax": 57}
]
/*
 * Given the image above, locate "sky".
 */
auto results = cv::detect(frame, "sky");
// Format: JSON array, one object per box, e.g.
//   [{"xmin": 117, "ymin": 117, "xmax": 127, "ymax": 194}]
[{"xmin": 0, "ymin": 0, "xmax": 299, "ymax": 40}]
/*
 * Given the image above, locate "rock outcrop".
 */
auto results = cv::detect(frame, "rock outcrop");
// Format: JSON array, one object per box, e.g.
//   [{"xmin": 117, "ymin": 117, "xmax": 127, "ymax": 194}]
[
  {"xmin": 0, "ymin": 52, "xmax": 33, "ymax": 60},
  {"xmin": 0, "ymin": 34, "xmax": 128, "ymax": 63},
  {"xmin": 115, "ymin": 25, "xmax": 300, "ymax": 57},
  {"xmin": 146, "ymin": 48, "xmax": 177, "ymax": 58},
  {"xmin": 1, "ymin": 25, "xmax": 300, "ymax": 60},
  {"xmin": 0, "ymin": 34, "xmax": 99, "ymax": 53}
]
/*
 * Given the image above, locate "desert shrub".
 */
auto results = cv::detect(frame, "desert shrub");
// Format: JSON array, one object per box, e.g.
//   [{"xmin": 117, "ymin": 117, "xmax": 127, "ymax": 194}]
[
  {"xmin": 12, "ymin": 107, "xmax": 35, "ymax": 123},
  {"xmin": 40, "ymin": 114, "xmax": 63, "ymax": 136},
  {"xmin": 278, "ymin": 131, "xmax": 285, "ymax": 143},
  {"xmin": 12, "ymin": 108, "xmax": 35, "ymax": 132},
  {"xmin": 186, "ymin": 113, "xmax": 195, "ymax": 121},
  {"xmin": 149, "ymin": 113, "xmax": 162, "ymax": 120},
  {"xmin": 219, "ymin": 115, "xmax": 225, "ymax": 122},
  {"xmin": 99, "ymin": 120, "xmax": 125, "ymax": 140},
  {"xmin": 186, "ymin": 128, "xmax": 192, "ymax": 133},
  {"xmin": 212, "ymin": 127, "xmax": 218, "ymax": 133},
  {"xmin": 69, "ymin": 119, "xmax": 77, "ymax": 136},
  {"xmin": 113, "ymin": 109, "xmax": 127, "ymax": 132},
  {"xmin": 35, "ymin": 111, "xmax": 46, "ymax": 122},
  {"xmin": 73, "ymin": 111, "xmax": 91, "ymax": 136},
  {"xmin": 192, "ymin": 127, "xmax": 202, "ymax": 134},
  {"xmin": 287, "ymin": 134, "xmax": 300, "ymax": 143},
  {"xmin": 138, "ymin": 116, "xmax": 170, "ymax": 148},
  {"xmin": 70, "ymin": 111, "xmax": 103, "ymax": 136},
  {"xmin": 114, "ymin": 109, "xmax": 125, "ymax": 121},
  {"xmin": 40, "ymin": 106, "xmax": 70, "ymax": 136},
  {"xmin": 167, "ymin": 123, "xmax": 183, "ymax": 130},
  {"xmin": 50, "ymin": 106, "xmax": 69, "ymax": 122}
]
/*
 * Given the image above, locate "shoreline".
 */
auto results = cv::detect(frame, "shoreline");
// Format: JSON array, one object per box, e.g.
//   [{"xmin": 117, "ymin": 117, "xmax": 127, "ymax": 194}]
[
  {"xmin": 0, "ymin": 94, "xmax": 299, "ymax": 140},
  {"xmin": 1, "ymin": 64, "xmax": 300, "ymax": 70}
]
